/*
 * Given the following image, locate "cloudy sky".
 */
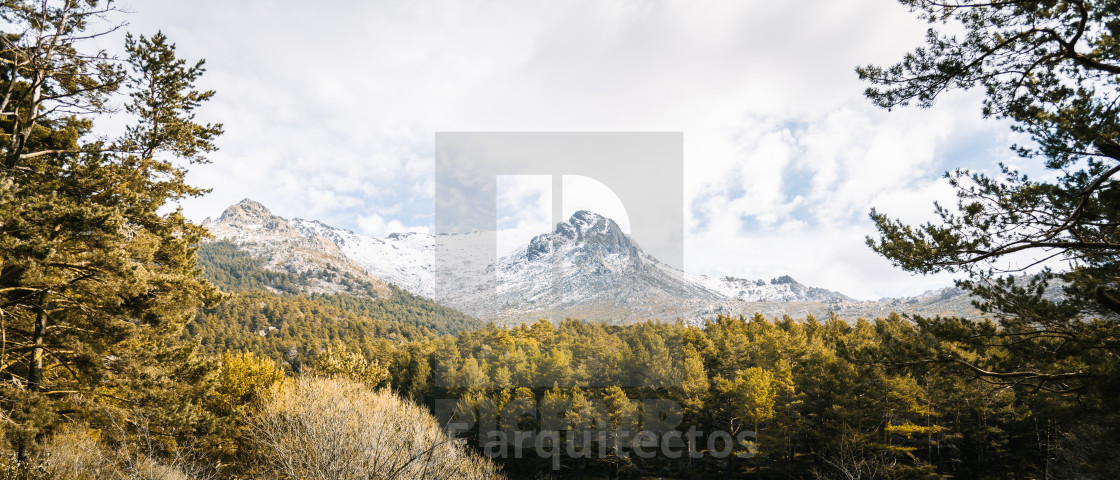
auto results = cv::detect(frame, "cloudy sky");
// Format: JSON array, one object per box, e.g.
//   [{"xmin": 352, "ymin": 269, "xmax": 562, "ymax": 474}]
[{"xmin": 109, "ymin": 0, "xmax": 1037, "ymax": 300}]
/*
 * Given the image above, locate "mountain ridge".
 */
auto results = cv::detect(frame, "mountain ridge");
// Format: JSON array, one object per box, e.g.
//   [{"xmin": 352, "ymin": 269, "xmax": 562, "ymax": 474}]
[{"xmin": 203, "ymin": 199, "xmax": 984, "ymax": 324}]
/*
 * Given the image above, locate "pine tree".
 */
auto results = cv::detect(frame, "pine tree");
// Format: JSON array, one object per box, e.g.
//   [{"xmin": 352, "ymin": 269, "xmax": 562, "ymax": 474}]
[
  {"xmin": 0, "ymin": 0, "xmax": 221, "ymax": 458},
  {"xmin": 860, "ymin": 0, "xmax": 1120, "ymax": 391},
  {"xmin": 675, "ymin": 345, "xmax": 709, "ymax": 414}
]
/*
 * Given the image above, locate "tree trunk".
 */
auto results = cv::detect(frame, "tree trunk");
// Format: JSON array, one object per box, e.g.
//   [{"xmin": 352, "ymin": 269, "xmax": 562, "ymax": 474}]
[
  {"xmin": 754, "ymin": 419, "xmax": 761, "ymax": 480},
  {"xmin": 8, "ymin": 72, "xmax": 42, "ymax": 167},
  {"xmin": 27, "ymin": 291, "xmax": 47, "ymax": 392}
]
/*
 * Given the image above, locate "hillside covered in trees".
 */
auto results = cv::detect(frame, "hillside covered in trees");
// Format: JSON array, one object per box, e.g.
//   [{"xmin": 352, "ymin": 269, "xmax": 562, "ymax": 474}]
[{"xmin": 193, "ymin": 239, "xmax": 482, "ymax": 338}]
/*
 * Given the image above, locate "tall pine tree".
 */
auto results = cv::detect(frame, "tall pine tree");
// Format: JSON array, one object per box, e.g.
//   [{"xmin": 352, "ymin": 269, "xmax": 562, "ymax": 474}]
[{"xmin": 0, "ymin": 0, "xmax": 221, "ymax": 458}]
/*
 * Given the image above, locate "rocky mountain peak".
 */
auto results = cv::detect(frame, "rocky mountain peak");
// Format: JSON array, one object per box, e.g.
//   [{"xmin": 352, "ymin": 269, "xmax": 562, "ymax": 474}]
[
  {"xmin": 219, "ymin": 198, "xmax": 270, "ymax": 221},
  {"xmin": 527, "ymin": 210, "xmax": 636, "ymax": 261},
  {"xmin": 215, "ymin": 198, "xmax": 291, "ymax": 232},
  {"xmin": 205, "ymin": 199, "xmax": 391, "ymax": 298},
  {"xmin": 770, "ymin": 275, "xmax": 797, "ymax": 285}
]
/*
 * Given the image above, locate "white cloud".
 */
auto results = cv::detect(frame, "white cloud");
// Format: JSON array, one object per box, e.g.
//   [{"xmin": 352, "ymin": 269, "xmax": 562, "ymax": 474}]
[
  {"xmin": 681, "ymin": 101, "xmax": 1007, "ymax": 298},
  {"xmin": 562, "ymin": 175, "xmax": 631, "ymax": 234},
  {"xmin": 496, "ymin": 175, "xmax": 551, "ymax": 256},
  {"xmin": 109, "ymin": 0, "xmax": 1025, "ymax": 298}
]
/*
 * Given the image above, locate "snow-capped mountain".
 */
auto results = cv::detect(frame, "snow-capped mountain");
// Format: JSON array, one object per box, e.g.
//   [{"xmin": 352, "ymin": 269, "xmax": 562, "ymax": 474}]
[
  {"xmin": 699, "ymin": 275, "xmax": 855, "ymax": 303},
  {"xmin": 482, "ymin": 210, "xmax": 728, "ymax": 321},
  {"xmin": 202, "ymin": 199, "xmax": 391, "ymax": 297},
  {"xmin": 203, "ymin": 199, "xmax": 975, "ymax": 324}
]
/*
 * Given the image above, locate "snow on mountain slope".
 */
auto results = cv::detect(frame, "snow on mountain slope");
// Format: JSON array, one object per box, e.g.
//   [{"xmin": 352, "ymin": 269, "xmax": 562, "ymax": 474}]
[
  {"xmin": 204, "ymin": 199, "xmax": 971, "ymax": 324},
  {"xmin": 694, "ymin": 274, "xmax": 854, "ymax": 303},
  {"xmin": 488, "ymin": 211, "xmax": 725, "ymax": 310},
  {"xmin": 290, "ymin": 218, "xmax": 436, "ymax": 297},
  {"xmin": 202, "ymin": 199, "xmax": 391, "ymax": 297}
]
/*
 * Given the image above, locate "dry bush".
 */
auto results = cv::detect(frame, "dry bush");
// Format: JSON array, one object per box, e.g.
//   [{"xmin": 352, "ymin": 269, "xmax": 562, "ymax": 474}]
[
  {"xmin": 38, "ymin": 426, "xmax": 115, "ymax": 479},
  {"xmin": 251, "ymin": 375, "xmax": 502, "ymax": 480},
  {"xmin": 36, "ymin": 424, "xmax": 210, "ymax": 480}
]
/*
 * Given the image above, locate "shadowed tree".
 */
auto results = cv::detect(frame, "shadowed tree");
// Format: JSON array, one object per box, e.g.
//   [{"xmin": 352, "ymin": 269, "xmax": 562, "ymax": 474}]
[{"xmin": 859, "ymin": 0, "xmax": 1120, "ymax": 394}]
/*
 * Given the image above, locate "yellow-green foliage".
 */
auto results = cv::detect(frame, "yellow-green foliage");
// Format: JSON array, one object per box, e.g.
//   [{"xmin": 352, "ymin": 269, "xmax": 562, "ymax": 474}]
[
  {"xmin": 307, "ymin": 343, "xmax": 390, "ymax": 388},
  {"xmin": 389, "ymin": 314, "xmax": 1120, "ymax": 478},
  {"xmin": 211, "ymin": 352, "xmax": 286, "ymax": 416},
  {"xmin": 714, "ymin": 366, "xmax": 777, "ymax": 431},
  {"xmin": 884, "ymin": 422, "xmax": 942, "ymax": 441},
  {"xmin": 185, "ymin": 290, "xmax": 465, "ymax": 366}
]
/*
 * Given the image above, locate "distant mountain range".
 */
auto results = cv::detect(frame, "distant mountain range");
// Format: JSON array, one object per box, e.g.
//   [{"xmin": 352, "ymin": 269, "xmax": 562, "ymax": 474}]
[{"xmin": 203, "ymin": 199, "xmax": 988, "ymax": 325}]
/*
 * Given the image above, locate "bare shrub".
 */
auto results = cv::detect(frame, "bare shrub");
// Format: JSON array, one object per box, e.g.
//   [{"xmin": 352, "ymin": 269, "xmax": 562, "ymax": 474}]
[
  {"xmin": 811, "ymin": 430, "xmax": 901, "ymax": 480},
  {"xmin": 38, "ymin": 426, "xmax": 114, "ymax": 479},
  {"xmin": 37, "ymin": 424, "xmax": 211, "ymax": 480},
  {"xmin": 251, "ymin": 375, "xmax": 502, "ymax": 480}
]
